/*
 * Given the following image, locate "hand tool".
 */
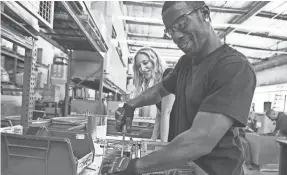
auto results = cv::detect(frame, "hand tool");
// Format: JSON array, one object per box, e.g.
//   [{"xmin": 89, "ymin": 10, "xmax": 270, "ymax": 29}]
[{"xmin": 121, "ymin": 125, "xmax": 127, "ymax": 157}]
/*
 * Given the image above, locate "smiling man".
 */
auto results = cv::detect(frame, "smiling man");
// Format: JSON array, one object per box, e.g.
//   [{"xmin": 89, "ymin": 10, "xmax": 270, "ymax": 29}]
[{"xmin": 102, "ymin": 1, "xmax": 256, "ymax": 175}]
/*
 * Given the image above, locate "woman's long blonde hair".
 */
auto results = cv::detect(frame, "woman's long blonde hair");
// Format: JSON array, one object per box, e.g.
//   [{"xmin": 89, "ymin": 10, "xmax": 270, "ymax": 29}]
[{"xmin": 132, "ymin": 47, "xmax": 167, "ymax": 97}]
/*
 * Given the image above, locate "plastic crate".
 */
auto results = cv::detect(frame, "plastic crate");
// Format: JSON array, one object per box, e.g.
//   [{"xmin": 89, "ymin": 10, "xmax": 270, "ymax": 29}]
[{"xmin": 1, "ymin": 126, "xmax": 95, "ymax": 175}]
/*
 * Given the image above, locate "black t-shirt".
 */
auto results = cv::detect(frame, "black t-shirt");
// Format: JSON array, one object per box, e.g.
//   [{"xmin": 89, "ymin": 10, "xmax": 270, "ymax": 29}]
[
  {"xmin": 155, "ymin": 68, "xmax": 173, "ymax": 111},
  {"xmin": 275, "ymin": 112, "xmax": 287, "ymax": 136},
  {"xmin": 162, "ymin": 44, "xmax": 256, "ymax": 175}
]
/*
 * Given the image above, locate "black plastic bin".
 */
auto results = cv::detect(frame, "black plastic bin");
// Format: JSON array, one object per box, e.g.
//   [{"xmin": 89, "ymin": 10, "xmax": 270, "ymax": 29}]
[
  {"xmin": 1, "ymin": 127, "xmax": 95, "ymax": 175},
  {"xmin": 277, "ymin": 139, "xmax": 287, "ymax": 175}
]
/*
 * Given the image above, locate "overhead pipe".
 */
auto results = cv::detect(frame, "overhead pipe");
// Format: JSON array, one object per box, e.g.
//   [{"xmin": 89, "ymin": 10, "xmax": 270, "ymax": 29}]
[
  {"xmin": 256, "ymin": 64, "xmax": 287, "ymax": 86},
  {"xmin": 253, "ymin": 54, "xmax": 287, "ymax": 72}
]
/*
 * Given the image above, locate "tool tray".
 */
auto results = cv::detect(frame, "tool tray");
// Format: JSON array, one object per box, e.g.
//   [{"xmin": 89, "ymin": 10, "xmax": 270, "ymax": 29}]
[{"xmin": 1, "ymin": 126, "xmax": 95, "ymax": 175}]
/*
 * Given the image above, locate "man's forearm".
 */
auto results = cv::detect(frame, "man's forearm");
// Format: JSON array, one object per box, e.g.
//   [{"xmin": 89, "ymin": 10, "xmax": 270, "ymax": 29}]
[
  {"xmin": 134, "ymin": 112, "xmax": 234, "ymax": 174},
  {"xmin": 127, "ymin": 82, "xmax": 168, "ymax": 108},
  {"xmin": 134, "ymin": 129, "xmax": 211, "ymax": 174}
]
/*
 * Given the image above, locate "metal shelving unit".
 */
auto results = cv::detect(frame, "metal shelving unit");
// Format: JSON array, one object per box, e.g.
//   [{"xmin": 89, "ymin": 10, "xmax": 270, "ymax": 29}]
[
  {"xmin": 1, "ymin": 1, "xmax": 109, "ymax": 132},
  {"xmin": 1, "ymin": 2, "xmax": 39, "ymax": 132}
]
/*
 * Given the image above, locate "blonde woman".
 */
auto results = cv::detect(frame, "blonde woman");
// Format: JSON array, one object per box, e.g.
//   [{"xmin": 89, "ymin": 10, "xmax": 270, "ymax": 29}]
[{"xmin": 132, "ymin": 47, "xmax": 175, "ymax": 142}]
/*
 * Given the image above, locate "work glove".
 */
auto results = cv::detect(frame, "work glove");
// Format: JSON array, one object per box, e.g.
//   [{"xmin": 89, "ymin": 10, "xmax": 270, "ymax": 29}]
[
  {"xmin": 115, "ymin": 103, "xmax": 135, "ymax": 133},
  {"xmin": 101, "ymin": 155, "xmax": 139, "ymax": 175}
]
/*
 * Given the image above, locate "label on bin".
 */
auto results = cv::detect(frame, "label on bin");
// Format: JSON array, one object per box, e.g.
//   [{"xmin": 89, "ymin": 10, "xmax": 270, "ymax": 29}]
[
  {"xmin": 76, "ymin": 134, "xmax": 85, "ymax": 139},
  {"xmin": 77, "ymin": 152, "xmax": 94, "ymax": 174}
]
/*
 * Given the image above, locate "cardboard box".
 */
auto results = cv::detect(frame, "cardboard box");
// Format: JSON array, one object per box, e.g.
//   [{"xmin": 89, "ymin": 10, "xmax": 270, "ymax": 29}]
[{"xmin": 245, "ymin": 133, "xmax": 285, "ymax": 166}]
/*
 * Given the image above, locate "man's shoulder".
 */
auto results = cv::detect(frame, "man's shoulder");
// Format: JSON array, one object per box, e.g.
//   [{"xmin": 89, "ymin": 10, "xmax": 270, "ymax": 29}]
[
  {"xmin": 214, "ymin": 46, "xmax": 255, "ymax": 74},
  {"xmin": 172, "ymin": 55, "xmax": 189, "ymax": 72},
  {"xmin": 177, "ymin": 54, "xmax": 189, "ymax": 64},
  {"xmin": 218, "ymin": 46, "xmax": 250, "ymax": 65}
]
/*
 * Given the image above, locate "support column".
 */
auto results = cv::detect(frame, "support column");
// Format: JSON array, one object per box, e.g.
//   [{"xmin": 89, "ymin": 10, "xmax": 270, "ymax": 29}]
[
  {"xmin": 88, "ymin": 59, "xmax": 105, "ymax": 140},
  {"xmin": 99, "ymin": 59, "xmax": 104, "ymax": 102},
  {"xmin": 21, "ymin": 40, "xmax": 37, "ymax": 132},
  {"xmin": 64, "ymin": 50, "xmax": 72, "ymax": 116}
]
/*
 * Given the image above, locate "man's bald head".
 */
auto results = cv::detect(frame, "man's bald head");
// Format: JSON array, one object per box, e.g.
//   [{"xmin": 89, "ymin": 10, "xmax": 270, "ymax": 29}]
[
  {"xmin": 162, "ymin": 1, "xmax": 206, "ymax": 15},
  {"xmin": 161, "ymin": 1, "xmax": 214, "ymax": 56}
]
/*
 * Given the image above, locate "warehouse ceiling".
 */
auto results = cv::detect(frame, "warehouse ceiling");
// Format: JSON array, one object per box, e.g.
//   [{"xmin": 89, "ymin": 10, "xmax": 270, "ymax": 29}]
[{"xmin": 120, "ymin": 1, "xmax": 287, "ymax": 67}]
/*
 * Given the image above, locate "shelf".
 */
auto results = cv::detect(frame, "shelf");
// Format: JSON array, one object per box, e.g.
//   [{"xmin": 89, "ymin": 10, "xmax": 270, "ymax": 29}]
[
  {"xmin": 39, "ymin": 2, "xmax": 107, "ymax": 59},
  {"xmin": 1, "ymin": 10, "xmax": 37, "ymax": 39},
  {"xmin": 1, "ymin": 48, "xmax": 48, "ymax": 69},
  {"xmin": 70, "ymin": 77, "xmax": 125, "ymax": 95},
  {"xmin": 1, "ymin": 1, "xmax": 39, "ymax": 34},
  {"xmin": 1, "ymin": 48, "xmax": 25, "ymax": 62},
  {"xmin": 1, "ymin": 26, "xmax": 33, "ymax": 50}
]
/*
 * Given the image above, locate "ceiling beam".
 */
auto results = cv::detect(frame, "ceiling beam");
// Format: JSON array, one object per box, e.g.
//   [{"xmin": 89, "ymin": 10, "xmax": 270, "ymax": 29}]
[
  {"xmin": 129, "ymin": 53, "xmax": 180, "ymax": 62},
  {"xmin": 129, "ymin": 44, "xmax": 180, "ymax": 50},
  {"xmin": 278, "ymin": 47, "xmax": 287, "ymax": 52},
  {"xmin": 129, "ymin": 53, "xmax": 265, "ymax": 63},
  {"xmin": 119, "ymin": 16, "xmax": 163, "ymax": 25},
  {"xmin": 219, "ymin": 1, "xmax": 270, "ymax": 39},
  {"xmin": 124, "ymin": 1, "xmax": 250, "ymax": 15},
  {"xmin": 230, "ymin": 31, "xmax": 287, "ymax": 41},
  {"xmin": 128, "ymin": 32, "xmax": 172, "ymax": 40},
  {"xmin": 122, "ymin": 1, "xmax": 246, "ymax": 15},
  {"xmin": 130, "ymin": 50, "xmax": 183, "ymax": 58},
  {"xmin": 128, "ymin": 43, "xmax": 179, "ymax": 50},
  {"xmin": 126, "ymin": 19, "xmax": 163, "ymax": 26},
  {"xmin": 257, "ymin": 11, "xmax": 287, "ymax": 21},
  {"xmin": 232, "ymin": 44, "xmax": 283, "ymax": 52},
  {"xmin": 129, "ymin": 44, "xmax": 267, "ymax": 61},
  {"xmin": 127, "ymin": 39, "xmax": 287, "ymax": 54},
  {"xmin": 128, "ymin": 31, "xmax": 287, "ymax": 42},
  {"xmin": 123, "ymin": 1, "xmax": 287, "ymax": 21},
  {"xmin": 120, "ymin": 16, "xmax": 286, "ymax": 34},
  {"xmin": 232, "ymin": 44, "xmax": 287, "ymax": 54},
  {"xmin": 127, "ymin": 39, "xmax": 178, "ymax": 49},
  {"xmin": 123, "ymin": 1, "xmax": 163, "ymax": 8},
  {"xmin": 123, "ymin": 1, "xmax": 247, "ymax": 15}
]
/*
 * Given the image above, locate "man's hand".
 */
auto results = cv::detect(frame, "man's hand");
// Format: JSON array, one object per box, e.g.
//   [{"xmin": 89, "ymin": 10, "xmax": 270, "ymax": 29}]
[
  {"xmin": 115, "ymin": 103, "xmax": 135, "ymax": 133},
  {"xmin": 101, "ymin": 156, "xmax": 139, "ymax": 175}
]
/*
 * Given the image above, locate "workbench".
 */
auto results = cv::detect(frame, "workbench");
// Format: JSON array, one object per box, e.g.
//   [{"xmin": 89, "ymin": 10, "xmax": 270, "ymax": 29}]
[{"xmin": 78, "ymin": 139, "xmax": 280, "ymax": 175}]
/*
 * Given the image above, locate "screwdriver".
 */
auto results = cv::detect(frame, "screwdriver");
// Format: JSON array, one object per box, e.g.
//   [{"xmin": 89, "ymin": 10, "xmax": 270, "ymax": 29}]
[{"xmin": 121, "ymin": 125, "xmax": 127, "ymax": 157}]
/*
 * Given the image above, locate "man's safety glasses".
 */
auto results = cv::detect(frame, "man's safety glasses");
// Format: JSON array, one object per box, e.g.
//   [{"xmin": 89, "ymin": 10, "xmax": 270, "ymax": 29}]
[{"xmin": 164, "ymin": 5, "xmax": 205, "ymax": 38}]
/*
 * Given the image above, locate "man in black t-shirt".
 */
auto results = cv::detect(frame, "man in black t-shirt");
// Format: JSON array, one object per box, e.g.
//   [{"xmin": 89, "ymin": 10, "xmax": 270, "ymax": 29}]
[
  {"xmin": 266, "ymin": 109, "xmax": 287, "ymax": 137},
  {"xmin": 102, "ymin": 2, "xmax": 256, "ymax": 175}
]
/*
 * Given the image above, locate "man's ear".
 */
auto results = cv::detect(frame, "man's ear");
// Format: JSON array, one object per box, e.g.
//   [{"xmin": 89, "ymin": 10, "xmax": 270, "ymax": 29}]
[{"xmin": 201, "ymin": 6, "xmax": 211, "ymax": 22}]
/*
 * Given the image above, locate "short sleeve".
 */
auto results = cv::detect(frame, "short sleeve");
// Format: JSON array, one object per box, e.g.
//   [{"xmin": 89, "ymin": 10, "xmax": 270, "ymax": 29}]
[
  {"xmin": 162, "ymin": 56, "xmax": 186, "ymax": 94},
  {"xmin": 163, "ymin": 68, "xmax": 173, "ymax": 78},
  {"xmin": 199, "ymin": 61, "xmax": 257, "ymax": 127},
  {"xmin": 162, "ymin": 70, "xmax": 176, "ymax": 94}
]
